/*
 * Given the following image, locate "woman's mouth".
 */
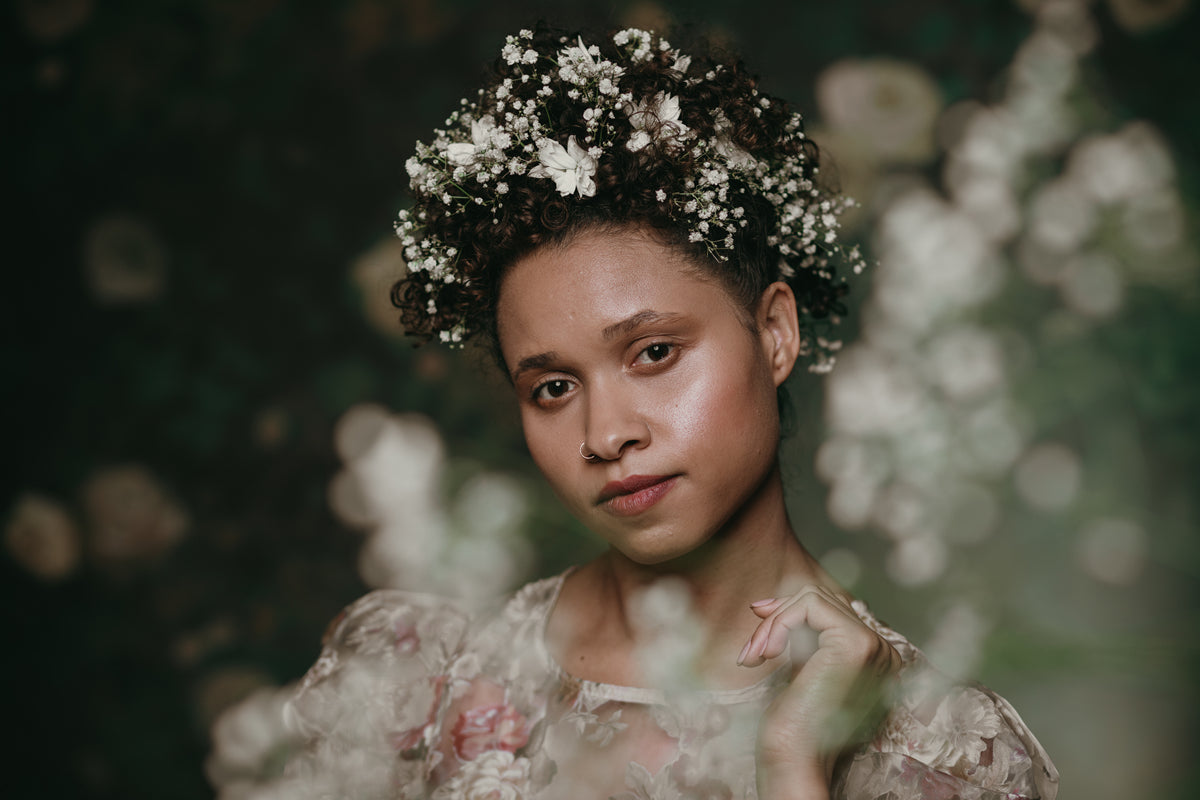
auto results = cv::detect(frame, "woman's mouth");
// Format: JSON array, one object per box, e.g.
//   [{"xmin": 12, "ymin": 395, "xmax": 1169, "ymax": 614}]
[{"xmin": 596, "ymin": 474, "xmax": 679, "ymax": 516}]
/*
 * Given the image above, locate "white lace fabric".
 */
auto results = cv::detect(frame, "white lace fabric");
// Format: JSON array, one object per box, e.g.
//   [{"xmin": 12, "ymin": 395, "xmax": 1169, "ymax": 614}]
[{"xmin": 283, "ymin": 574, "xmax": 1059, "ymax": 799}]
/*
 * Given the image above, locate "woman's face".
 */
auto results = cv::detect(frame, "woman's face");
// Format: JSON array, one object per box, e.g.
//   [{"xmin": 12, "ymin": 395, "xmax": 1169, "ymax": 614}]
[{"xmin": 496, "ymin": 227, "xmax": 800, "ymax": 565}]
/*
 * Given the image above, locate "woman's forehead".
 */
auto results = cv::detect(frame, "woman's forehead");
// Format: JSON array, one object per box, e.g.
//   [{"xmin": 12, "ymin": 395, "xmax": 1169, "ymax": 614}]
[{"xmin": 496, "ymin": 230, "xmax": 726, "ymax": 333}]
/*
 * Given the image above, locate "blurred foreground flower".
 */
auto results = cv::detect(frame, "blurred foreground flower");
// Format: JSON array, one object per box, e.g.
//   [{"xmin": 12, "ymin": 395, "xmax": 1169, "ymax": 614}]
[
  {"xmin": 83, "ymin": 214, "xmax": 169, "ymax": 304},
  {"xmin": 4, "ymin": 493, "xmax": 81, "ymax": 581},
  {"xmin": 329, "ymin": 403, "xmax": 532, "ymax": 601},
  {"xmin": 82, "ymin": 464, "xmax": 188, "ymax": 572},
  {"xmin": 206, "ymin": 684, "xmax": 301, "ymax": 800}
]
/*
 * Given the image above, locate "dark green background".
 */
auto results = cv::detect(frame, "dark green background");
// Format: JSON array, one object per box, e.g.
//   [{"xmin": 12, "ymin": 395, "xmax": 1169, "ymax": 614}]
[{"xmin": 5, "ymin": 1, "xmax": 1197, "ymax": 798}]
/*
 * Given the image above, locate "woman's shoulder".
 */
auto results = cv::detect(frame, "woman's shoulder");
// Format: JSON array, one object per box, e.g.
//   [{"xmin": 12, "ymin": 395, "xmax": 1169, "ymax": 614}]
[
  {"xmin": 290, "ymin": 573, "xmax": 565, "ymax": 702},
  {"xmin": 842, "ymin": 601, "xmax": 1059, "ymax": 800}
]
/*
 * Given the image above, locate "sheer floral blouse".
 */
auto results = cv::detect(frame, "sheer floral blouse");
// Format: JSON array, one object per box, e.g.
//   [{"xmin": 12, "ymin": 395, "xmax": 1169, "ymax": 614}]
[{"xmin": 282, "ymin": 572, "xmax": 1059, "ymax": 799}]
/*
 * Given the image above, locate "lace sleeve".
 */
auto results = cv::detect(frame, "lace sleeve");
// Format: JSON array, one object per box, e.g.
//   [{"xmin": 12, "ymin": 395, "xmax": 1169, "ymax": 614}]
[
  {"xmin": 835, "ymin": 676, "xmax": 1059, "ymax": 800},
  {"xmin": 278, "ymin": 590, "xmax": 472, "ymax": 799},
  {"xmin": 837, "ymin": 603, "xmax": 1059, "ymax": 800}
]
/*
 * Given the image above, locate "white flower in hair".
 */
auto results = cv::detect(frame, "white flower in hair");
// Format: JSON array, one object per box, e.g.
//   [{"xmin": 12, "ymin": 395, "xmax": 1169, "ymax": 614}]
[
  {"xmin": 446, "ymin": 116, "xmax": 498, "ymax": 167},
  {"xmin": 625, "ymin": 92, "xmax": 689, "ymax": 153},
  {"xmin": 530, "ymin": 136, "xmax": 598, "ymax": 197}
]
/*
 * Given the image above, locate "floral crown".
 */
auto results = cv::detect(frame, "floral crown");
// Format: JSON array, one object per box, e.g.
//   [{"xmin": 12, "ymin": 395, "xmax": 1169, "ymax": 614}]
[{"xmin": 394, "ymin": 27, "xmax": 863, "ymax": 371}]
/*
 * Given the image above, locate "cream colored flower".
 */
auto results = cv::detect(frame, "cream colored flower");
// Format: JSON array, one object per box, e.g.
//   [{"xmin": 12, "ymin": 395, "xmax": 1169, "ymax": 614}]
[
  {"xmin": 4, "ymin": 493, "xmax": 81, "ymax": 581},
  {"xmin": 816, "ymin": 58, "xmax": 942, "ymax": 166},
  {"xmin": 83, "ymin": 464, "xmax": 188, "ymax": 569},
  {"xmin": 205, "ymin": 684, "xmax": 299, "ymax": 791},
  {"xmin": 529, "ymin": 136, "xmax": 597, "ymax": 197},
  {"xmin": 431, "ymin": 750, "xmax": 532, "ymax": 800},
  {"xmin": 909, "ymin": 687, "xmax": 1003, "ymax": 773},
  {"xmin": 625, "ymin": 92, "xmax": 689, "ymax": 153},
  {"xmin": 447, "ymin": 116, "xmax": 499, "ymax": 166}
]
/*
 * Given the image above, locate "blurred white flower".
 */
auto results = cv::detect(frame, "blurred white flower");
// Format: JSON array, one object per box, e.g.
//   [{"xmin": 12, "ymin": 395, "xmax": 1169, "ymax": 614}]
[
  {"xmin": 816, "ymin": 436, "xmax": 891, "ymax": 530},
  {"xmin": 825, "ymin": 346, "xmax": 925, "ymax": 436},
  {"xmin": 1067, "ymin": 122, "xmax": 1173, "ymax": 205},
  {"xmin": 959, "ymin": 399, "xmax": 1026, "ymax": 478},
  {"xmin": 1014, "ymin": 442, "xmax": 1082, "ymax": 512},
  {"xmin": 206, "ymin": 685, "xmax": 300, "ymax": 798},
  {"xmin": 871, "ymin": 187, "xmax": 1001, "ymax": 335},
  {"xmin": 83, "ymin": 214, "xmax": 168, "ymax": 304},
  {"xmin": 1076, "ymin": 517, "xmax": 1147, "ymax": 585},
  {"xmin": 924, "ymin": 326, "xmax": 1006, "ymax": 403},
  {"xmin": 924, "ymin": 603, "xmax": 991, "ymax": 681},
  {"xmin": 816, "ymin": 58, "xmax": 943, "ymax": 166},
  {"xmin": 630, "ymin": 577, "xmax": 705, "ymax": 691},
  {"xmin": 82, "ymin": 464, "xmax": 188, "ymax": 570},
  {"xmin": 1028, "ymin": 176, "xmax": 1098, "ymax": 252},
  {"xmin": 1032, "ymin": 0, "xmax": 1100, "ymax": 54},
  {"xmin": 945, "ymin": 166, "xmax": 1021, "ymax": 244},
  {"xmin": 350, "ymin": 237, "xmax": 408, "ymax": 339},
  {"xmin": 330, "ymin": 403, "xmax": 531, "ymax": 600},
  {"xmin": 4, "ymin": 493, "xmax": 81, "ymax": 581},
  {"xmin": 1106, "ymin": 0, "xmax": 1192, "ymax": 32},
  {"xmin": 885, "ymin": 534, "xmax": 948, "ymax": 587},
  {"xmin": 331, "ymin": 404, "xmax": 444, "ymax": 526},
  {"xmin": 1008, "ymin": 29, "xmax": 1078, "ymax": 103},
  {"xmin": 951, "ymin": 106, "xmax": 1026, "ymax": 183},
  {"xmin": 872, "ymin": 482, "xmax": 929, "ymax": 542},
  {"xmin": 454, "ymin": 473, "xmax": 528, "ymax": 539}
]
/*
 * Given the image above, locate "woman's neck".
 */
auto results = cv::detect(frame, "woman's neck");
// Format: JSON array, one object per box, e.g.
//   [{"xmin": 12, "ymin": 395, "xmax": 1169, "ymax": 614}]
[{"xmin": 549, "ymin": 464, "xmax": 840, "ymax": 690}]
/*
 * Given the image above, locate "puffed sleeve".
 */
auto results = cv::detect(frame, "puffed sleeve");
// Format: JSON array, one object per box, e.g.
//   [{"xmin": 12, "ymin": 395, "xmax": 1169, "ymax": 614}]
[
  {"xmin": 836, "ymin": 604, "xmax": 1060, "ymax": 800},
  {"xmin": 278, "ymin": 590, "xmax": 473, "ymax": 800}
]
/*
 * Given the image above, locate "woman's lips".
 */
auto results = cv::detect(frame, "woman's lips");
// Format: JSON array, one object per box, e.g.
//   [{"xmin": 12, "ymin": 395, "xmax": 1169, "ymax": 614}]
[{"xmin": 596, "ymin": 474, "xmax": 679, "ymax": 516}]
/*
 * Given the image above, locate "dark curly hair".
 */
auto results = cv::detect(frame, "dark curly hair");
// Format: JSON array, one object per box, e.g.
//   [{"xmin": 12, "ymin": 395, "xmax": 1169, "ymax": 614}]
[{"xmin": 390, "ymin": 24, "xmax": 852, "ymax": 371}]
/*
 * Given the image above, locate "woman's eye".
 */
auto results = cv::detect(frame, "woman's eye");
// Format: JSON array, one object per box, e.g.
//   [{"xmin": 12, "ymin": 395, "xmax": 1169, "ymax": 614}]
[
  {"xmin": 533, "ymin": 379, "xmax": 574, "ymax": 402},
  {"xmin": 634, "ymin": 343, "xmax": 674, "ymax": 365}
]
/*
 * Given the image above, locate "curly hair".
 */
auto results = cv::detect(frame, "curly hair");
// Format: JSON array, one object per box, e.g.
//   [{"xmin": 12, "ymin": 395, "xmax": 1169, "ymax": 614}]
[{"xmin": 390, "ymin": 24, "xmax": 853, "ymax": 370}]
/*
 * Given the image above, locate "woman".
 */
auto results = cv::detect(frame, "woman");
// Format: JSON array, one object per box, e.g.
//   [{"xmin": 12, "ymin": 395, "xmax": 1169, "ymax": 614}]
[{"xmin": 284, "ymin": 26, "xmax": 1058, "ymax": 800}]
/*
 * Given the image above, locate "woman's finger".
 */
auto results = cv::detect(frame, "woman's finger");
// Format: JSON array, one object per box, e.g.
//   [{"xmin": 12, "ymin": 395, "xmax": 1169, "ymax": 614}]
[{"xmin": 741, "ymin": 586, "xmax": 868, "ymax": 667}]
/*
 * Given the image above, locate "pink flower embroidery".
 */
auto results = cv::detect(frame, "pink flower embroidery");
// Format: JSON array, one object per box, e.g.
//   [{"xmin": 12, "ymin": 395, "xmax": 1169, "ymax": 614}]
[
  {"xmin": 391, "ymin": 676, "xmax": 446, "ymax": 754},
  {"xmin": 393, "ymin": 618, "xmax": 420, "ymax": 655},
  {"xmin": 452, "ymin": 703, "xmax": 531, "ymax": 762},
  {"xmin": 898, "ymin": 756, "xmax": 965, "ymax": 800}
]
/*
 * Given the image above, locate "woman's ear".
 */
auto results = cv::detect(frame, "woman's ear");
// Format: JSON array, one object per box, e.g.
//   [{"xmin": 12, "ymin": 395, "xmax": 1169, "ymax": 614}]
[{"xmin": 756, "ymin": 282, "xmax": 802, "ymax": 387}]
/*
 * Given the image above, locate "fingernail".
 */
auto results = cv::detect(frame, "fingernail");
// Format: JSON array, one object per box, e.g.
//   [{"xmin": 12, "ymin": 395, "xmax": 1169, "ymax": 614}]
[
  {"xmin": 736, "ymin": 639, "xmax": 752, "ymax": 666},
  {"xmin": 750, "ymin": 598, "xmax": 776, "ymax": 608}
]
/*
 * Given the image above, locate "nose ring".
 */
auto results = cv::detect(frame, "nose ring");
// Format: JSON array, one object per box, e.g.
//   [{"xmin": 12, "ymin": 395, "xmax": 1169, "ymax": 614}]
[{"xmin": 579, "ymin": 442, "xmax": 599, "ymax": 462}]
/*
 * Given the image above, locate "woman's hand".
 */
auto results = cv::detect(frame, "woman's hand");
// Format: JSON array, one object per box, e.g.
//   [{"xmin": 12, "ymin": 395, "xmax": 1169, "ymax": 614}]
[{"xmin": 738, "ymin": 584, "xmax": 903, "ymax": 800}]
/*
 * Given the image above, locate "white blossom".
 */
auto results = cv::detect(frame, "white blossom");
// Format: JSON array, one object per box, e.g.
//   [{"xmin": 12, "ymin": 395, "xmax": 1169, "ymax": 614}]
[{"xmin": 529, "ymin": 136, "xmax": 598, "ymax": 197}]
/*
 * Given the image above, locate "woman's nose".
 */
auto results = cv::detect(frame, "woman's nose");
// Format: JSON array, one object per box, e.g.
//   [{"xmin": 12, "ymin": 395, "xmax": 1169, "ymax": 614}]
[{"xmin": 582, "ymin": 383, "xmax": 650, "ymax": 462}]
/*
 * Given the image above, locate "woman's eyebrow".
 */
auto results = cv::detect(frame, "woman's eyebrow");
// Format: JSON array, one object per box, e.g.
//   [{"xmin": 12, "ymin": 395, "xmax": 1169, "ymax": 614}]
[
  {"xmin": 511, "ymin": 351, "xmax": 559, "ymax": 382},
  {"xmin": 601, "ymin": 310, "xmax": 683, "ymax": 341}
]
